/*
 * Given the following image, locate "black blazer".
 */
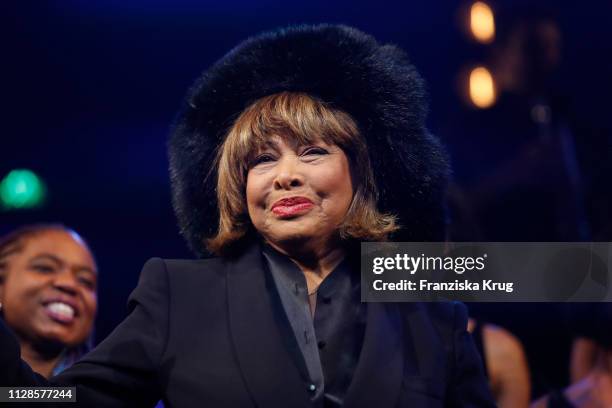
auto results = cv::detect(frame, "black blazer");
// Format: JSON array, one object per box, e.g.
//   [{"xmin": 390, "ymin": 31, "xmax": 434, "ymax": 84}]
[{"xmin": 0, "ymin": 242, "xmax": 494, "ymax": 407}]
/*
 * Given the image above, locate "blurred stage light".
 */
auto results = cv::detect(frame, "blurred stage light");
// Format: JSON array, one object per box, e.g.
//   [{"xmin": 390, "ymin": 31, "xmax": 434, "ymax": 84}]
[
  {"xmin": 0, "ymin": 169, "xmax": 46, "ymax": 209},
  {"xmin": 470, "ymin": 1, "xmax": 495, "ymax": 44},
  {"xmin": 469, "ymin": 66, "xmax": 496, "ymax": 108}
]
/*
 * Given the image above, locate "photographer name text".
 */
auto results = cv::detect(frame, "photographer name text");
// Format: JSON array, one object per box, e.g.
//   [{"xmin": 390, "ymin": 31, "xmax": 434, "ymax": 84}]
[{"xmin": 372, "ymin": 279, "xmax": 514, "ymax": 293}]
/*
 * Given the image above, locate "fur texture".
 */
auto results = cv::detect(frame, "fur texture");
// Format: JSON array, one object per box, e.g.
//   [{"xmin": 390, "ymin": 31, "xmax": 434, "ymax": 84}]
[{"xmin": 168, "ymin": 24, "xmax": 449, "ymax": 257}]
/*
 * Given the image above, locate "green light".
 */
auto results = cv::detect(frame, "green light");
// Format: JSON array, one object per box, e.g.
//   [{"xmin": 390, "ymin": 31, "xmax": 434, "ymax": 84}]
[{"xmin": 0, "ymin": 169, "xmax": 46, "ymax": 209}]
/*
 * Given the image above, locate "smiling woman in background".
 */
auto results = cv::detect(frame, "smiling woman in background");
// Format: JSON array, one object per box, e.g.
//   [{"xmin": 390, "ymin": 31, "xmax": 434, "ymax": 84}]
[
  {"xmin": 0, "ymin": 25, "xmax": 494, "ymax": 407},
  {"xmin": 0, "ymin": 224, "xmax": 97, "ymax": 378}
]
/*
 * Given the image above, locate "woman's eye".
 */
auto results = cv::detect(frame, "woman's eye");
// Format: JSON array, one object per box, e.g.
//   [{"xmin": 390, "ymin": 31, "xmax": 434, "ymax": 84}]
[
  {"xmin": 78, "ymin": 277, "xmax": 96, "ymax": 290},
  {"xmin": 32, "ymin": 265, "xmax": 55, "ymax": 274},
  {"xmin": 251, "ymin": 154, "xmax": 275, "ymax": 166},
  {"xmin": 302, "ymin": 147, "xmax": 328, "ymax": 156}
]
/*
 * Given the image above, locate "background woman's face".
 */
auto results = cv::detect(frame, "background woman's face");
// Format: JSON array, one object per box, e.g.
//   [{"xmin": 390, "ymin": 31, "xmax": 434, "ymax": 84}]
[
  {"xmin": 0, "ymin": 230, "xmax": 97, "ymax": 347},
  {"xmin": 246, "ymin": 136, "xmax": 353, "ymax": 252}
]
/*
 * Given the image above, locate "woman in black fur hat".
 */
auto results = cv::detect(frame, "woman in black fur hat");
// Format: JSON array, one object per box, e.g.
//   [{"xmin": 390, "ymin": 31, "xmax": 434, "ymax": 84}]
[{"xmin": 0, "ymin": 24, "xmax": 494, "ymax": 407}]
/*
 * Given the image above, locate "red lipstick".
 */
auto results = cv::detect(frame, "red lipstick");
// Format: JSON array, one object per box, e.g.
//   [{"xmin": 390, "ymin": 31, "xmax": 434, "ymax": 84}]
[{"xmin": 271, "ymin": 196, "xmax": 314, "ymax": 217}]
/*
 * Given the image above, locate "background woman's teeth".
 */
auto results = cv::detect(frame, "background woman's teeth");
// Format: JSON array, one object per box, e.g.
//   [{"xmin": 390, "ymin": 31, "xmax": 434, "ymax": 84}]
[{"xmin": 47, "ymin": 302, "xmax": 75, "ymax": 318}]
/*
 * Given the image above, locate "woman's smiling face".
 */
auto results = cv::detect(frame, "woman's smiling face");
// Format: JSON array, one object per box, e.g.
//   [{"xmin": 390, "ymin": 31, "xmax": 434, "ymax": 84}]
[
  {"xmin": 246, "ymin": 135, "xmax": 354, "ymax": 252},
  {"xmin": 0, "ymin": 229, "xmax": 97, "ymax": 347}
]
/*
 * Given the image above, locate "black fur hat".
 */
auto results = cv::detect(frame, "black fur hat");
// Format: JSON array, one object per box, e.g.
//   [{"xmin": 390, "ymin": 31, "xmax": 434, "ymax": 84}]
[{"xmin": 169, "ymin": 24, "xmax": 449, "ymax": 257}]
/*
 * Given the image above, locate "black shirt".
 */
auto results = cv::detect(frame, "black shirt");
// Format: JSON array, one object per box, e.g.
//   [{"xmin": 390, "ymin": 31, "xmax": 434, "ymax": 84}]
[{"xmin": 262, "ymin": 244, "xmax": 366, "ymax": 407}]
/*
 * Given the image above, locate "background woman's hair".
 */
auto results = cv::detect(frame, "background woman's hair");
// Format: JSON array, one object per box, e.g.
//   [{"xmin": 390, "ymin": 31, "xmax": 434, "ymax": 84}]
[
  {"xmin": 0, "ymin": 224, "xmax": 88, "ymax": 272},
  {"xmin": 206, "ymin": 91, "xmax": 399, "ymax": 255}
]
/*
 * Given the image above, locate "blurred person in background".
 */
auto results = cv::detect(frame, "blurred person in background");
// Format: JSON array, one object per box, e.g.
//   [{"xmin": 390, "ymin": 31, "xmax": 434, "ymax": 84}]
[
  {"xmin": 448, "ymin": 10, "xmax": 588, "ymax": 242},
  {"xmin": 468, "ymin": 318, "xmax": 531, "ymax": 408},
  {"xmin": 531, "ymin": 304, "xmax": 612, "ymax": 407},
  {"xmin": 0, "ymin": 224, "xmax": 97, "ymax": 378}
]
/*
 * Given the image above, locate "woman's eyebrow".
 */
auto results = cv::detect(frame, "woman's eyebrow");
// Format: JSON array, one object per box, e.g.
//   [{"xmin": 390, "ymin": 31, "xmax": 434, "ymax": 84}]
[
  {"xmin": 252, "ymin": 142, "xmax": 280, "ymax": 156},
  {"xmin": 261, "ymin": 138, "xmax": 282, "ymax": 149},
  {"xmin": 30, "ymin": 253, "xmax": 63, "ymax": 265},
  {"xmin": 30, "ymin": 253, "xmax": 97, "ymax": 275}
]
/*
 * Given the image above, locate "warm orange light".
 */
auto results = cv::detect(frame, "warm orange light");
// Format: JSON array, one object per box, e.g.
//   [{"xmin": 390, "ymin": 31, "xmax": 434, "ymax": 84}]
[
  {"xmin": 469, "ymin": 66, "xmax": 496, "ymax": 108},
  {"xmin": 470, "ymin": 1, "xmax": 495, "ymax": 44}
]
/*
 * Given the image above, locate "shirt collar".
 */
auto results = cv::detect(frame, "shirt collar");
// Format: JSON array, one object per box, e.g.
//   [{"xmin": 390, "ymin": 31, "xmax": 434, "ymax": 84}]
[{"xmin": 261, "ymin": 242, "xmax": 357, "ymax": 299}]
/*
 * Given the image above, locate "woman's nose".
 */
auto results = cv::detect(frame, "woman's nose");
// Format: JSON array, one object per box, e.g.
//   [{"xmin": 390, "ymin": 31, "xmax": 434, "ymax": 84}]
[
  {"xmin": 52, "ymin": 271, "xmax": 79, "ymax": 295},
  {"xmin": 273, "ymin": 157, "xmax": 304, "ymax": 190}
]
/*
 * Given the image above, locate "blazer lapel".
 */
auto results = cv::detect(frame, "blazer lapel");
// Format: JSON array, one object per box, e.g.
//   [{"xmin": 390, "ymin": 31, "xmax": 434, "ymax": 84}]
[
  {"xmin": 343, "ymin": 302, "xmax": 404, "ymax": 408},
  {"xmin": 226, "ymin": 242, "xmax": 312, "ymax": 408}
]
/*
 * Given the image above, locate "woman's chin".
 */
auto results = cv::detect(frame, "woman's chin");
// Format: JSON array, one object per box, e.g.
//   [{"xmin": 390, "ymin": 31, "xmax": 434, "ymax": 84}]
[
  {"xmin": 266, "ymin": 229, "xmax": 316, "ymax": 249},
  {"xmin": 270, "ymin": 232, "xmax": 311, "ymax": 246},
  {"xmin": 33, "ymin": 321, "xmax": 81, "ymax": 347}
]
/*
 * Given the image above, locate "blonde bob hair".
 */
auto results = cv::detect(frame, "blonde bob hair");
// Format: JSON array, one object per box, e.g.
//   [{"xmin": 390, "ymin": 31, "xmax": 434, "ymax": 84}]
[{"xmin": 206, "ymin": 91, "xmax": 398, "ymax": 255}]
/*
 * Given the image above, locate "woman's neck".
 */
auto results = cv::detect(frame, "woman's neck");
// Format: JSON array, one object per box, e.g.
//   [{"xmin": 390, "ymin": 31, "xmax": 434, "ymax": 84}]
[
  {"xmin": 20, "ymin": 342, "xmax": 63, "ymax": 378},
  {"xmin": 266, "ymin": 240, "xmax": 346, "ymax": 292}
]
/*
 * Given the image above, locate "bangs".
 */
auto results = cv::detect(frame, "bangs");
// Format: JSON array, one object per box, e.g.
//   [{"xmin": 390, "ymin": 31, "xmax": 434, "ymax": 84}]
[{"xmin": 223, "ymin": 91, "xmax": 359, "ymax": 174}]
